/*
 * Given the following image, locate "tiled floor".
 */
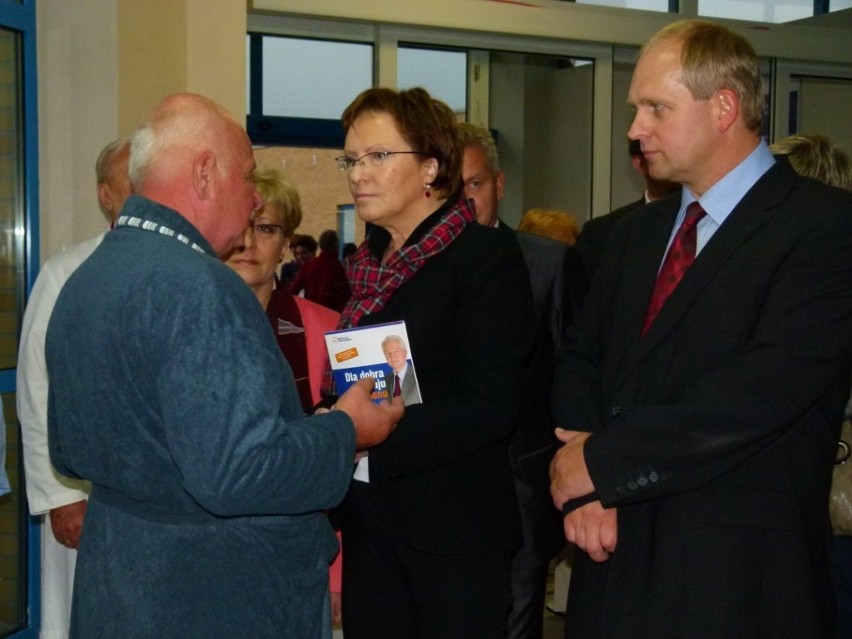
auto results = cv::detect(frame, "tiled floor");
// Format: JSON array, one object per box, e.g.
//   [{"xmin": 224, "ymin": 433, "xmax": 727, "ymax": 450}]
[{"xmin": 543, "ymin": 609, "xmax": 567, "ymax": 639}]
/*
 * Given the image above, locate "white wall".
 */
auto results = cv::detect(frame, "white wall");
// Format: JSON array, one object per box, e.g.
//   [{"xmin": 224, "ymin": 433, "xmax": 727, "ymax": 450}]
[
  {"xmin": 798, "ymin": 77, "xmax": 852, "ymax": 155},
  {"xmin": 37, "ymin": 0, "xmax": 120, "ymax": 262}
]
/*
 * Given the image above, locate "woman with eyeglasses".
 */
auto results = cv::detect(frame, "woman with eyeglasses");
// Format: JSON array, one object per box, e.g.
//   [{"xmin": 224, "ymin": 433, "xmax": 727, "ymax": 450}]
[
  {"xmin": 331, "ymin": 87, "xmax": 535, "ymax": 638},
  {"xmin": 225, "ymin": 167, "xmax": 340, "ymax": 415}
]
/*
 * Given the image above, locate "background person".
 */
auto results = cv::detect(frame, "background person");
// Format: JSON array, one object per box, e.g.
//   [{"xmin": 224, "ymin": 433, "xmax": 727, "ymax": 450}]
[
  {"xmin": 459, "ymin": 121, "xmax": 578, "ymax": 639},
  {"xmin": 334, "ymin": 87, "xmax": 535, "ymax": 639},
  {"xmin": 514, "ymin": 203, "xmax": 585, "ymax": 623},
  {"xmin": 289, "ymin": 228, "xmax": 351, "ymax": 311},
  {"xmin": 550, "ymin": 20, "xmax": 852, "ymax": 638},
  {"xmin": 341, "ymin": 241, "xmax": 358, "ymax": 262},
  {"xmin": 46, "ymin": 93, "xmax": 401, "ymax": 639},
  {"xmin": 769, "ymin": 133, "xmax": 852, "ymax": 192},
  {"xmin": 280, "ymin": 233, "xmax": 317, "ymax": 286},
  {"xmin": 769, "ymin": 132, "xmax": 852, "ymax": 639},
  {"xmin": 226, "ymin": 167, "xmax": 340, "ymax": 413},
  {"xmin": 18, "ymin": 137, "xmax": 131, "ymax": 639},
  {"xmin": 576, "ymin": 138, "xmax": 680, "ymax": 285},
  {"xmin": 517, "ymin": 208, "xmax": 580, "ymax": 246}
]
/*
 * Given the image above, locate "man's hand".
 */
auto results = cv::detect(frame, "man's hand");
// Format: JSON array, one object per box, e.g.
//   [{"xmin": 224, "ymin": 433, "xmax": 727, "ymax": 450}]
[
  {"xmin": 335, "ymin": 377, "xmax": 403, "ymax": 449},
  {"xmin": 564, "ymin": 500, "xmax": 617, "ymax": 562},
  {"xmin": 550, "ymin": 429, "xmax": 595, "ymax": 508},
  {"xmin": 50, "ymin": 500, "xmax": 87, "ymax": 549}
]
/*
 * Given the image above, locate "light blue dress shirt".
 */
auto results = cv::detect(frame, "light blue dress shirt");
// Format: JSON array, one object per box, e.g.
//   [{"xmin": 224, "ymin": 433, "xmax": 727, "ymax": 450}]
[{"xmin": 661, "ymin": 140, "xmax": 776, "ymax": 264}]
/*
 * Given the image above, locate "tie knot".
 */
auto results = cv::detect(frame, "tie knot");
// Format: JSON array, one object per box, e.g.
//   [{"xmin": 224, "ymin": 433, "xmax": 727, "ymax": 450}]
[{"xmin": 683, "ymin": 202, "xmax": 706, "ymax": 229}]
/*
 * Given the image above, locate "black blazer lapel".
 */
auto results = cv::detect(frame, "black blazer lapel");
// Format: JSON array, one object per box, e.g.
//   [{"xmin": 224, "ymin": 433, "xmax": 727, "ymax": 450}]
[{"xmin": 604, "ymin": 201, "xmax": 679, "ymax": 378}]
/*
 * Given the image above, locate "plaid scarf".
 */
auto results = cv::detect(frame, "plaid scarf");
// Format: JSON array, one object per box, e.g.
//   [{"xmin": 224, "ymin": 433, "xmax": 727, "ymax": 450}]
[{"xmin": 321, "ymin": 194, "xmax": 476, "ymax": 396}]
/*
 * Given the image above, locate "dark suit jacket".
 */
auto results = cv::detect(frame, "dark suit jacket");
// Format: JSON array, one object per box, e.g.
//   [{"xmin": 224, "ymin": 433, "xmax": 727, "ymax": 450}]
[
  {"xmin": 554, "ymin": 158, "xmax": 852, "ymax": 638},
  {"xmin": 345, "ymin": 209, "xmax": 535, "ymax": 555},
  {"xmin": 575, "ymin": 197, "xmax": 644, "ymax": 284},
  {"xmin": 390, "ymin": 361, "xmax": 420, "ymax": 406}
]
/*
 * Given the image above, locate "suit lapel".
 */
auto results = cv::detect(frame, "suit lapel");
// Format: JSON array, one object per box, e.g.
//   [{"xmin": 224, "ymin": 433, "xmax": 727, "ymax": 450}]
[
  {"xmin": 605, "ymin": 201, "xmax": 679, "ymax": 378},
  {"xmin": 620, "ymin": 160, "xmax": 795, "ymax": 376}
]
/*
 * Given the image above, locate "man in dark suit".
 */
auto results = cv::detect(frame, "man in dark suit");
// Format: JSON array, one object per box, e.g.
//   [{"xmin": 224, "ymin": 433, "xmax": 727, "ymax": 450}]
[
  {"xmin": 576, "ymin": 139, "xmax": 680, "ymax": 284},
  {"xmin": 550, "ymin": 20, "xmax": 852, "ymax": 638},
  {"xmin": 460, "ymin": 122, "xmax": 576, "ymax": 639}
]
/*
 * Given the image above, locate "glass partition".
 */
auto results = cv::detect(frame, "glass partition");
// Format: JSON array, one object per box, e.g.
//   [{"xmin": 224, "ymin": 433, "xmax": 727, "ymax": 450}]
[
  {"xmin": 398, "ymin": 46, "xmax": 467, "ymax": 116},
  {"xmin": 0, "ymin": 26, "xmax": 23, "ymax": 372},
  {"xmin": 259, "ymin": 36, "xmax": 372, "ymax": 120}
]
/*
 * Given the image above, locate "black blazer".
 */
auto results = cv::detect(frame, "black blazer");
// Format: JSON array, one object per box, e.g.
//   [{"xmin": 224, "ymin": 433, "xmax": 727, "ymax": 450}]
[
  {"xmin": 575, "ymin": 197, "xmax": 644, "ymax": 284},
  {"xmin": 495, "ymin": 226, "xmax": 569, "ymax": 461},
  {"xmin": 349, "ymin": 217, "xmax": 536, "ymax": 555},
  {"xmin": 554, "ymin": 157, "xmax": 852, "ymax": 638}
]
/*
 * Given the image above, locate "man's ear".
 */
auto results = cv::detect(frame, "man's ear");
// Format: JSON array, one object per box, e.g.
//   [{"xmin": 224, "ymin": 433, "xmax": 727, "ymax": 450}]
[
  {"xmin": 495, "ymin": 170, "xmax": 506, "ymax": 201},
  {"xmin": 193, "ymin": 150, "xmax": 216, "ymax": 199},
  {"xmin": 715, "ymin": 89, "xmax": 739, "ymax": 133},
  {"xmin": 97, "ymin": 183, "xmax": 111, "ymax": 212}
]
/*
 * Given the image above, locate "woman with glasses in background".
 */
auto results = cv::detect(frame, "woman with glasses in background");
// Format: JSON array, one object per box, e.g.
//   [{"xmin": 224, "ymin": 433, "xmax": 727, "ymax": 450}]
[
  {"xmin": 330, "ymin": 87, "xmax": 535, "ymax": 638},
  {"xmin": 225, "ymin": 167, "xmax": 340, "ymax": 414}
]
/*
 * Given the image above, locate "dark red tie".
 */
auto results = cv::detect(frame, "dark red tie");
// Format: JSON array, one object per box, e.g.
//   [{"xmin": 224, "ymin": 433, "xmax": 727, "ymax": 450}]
[
  {"xmin": 642, "ymin": 202, "xmax": 707, "ymax": 336},
  {"xmin": 393, "ymin": 374, "xmax": 401, "ymax": 397}
]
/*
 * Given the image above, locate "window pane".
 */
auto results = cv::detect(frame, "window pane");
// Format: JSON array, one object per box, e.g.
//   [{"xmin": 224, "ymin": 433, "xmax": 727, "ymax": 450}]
[
  {"xmin": 398, "ymin": 47, "xmax": 467, "ymax": 116},
  {"xmin": 576, "ymin": 0, "xmax": 671, "ymax": 10},
  {"xmin": 261, "ymin": 37, "xmax": 372, "ymax": 120},
  {"xmin": 830, "ymin": 0, "xmax": 852, "ymax": 10},
  {"xmin": 0, "ymin": 27, "xmax": 23, "ymax": 372},
  {"xmin": 0, "ymin": 24, "xmax": 26, "ymax": 637},
  {"xmin": 489, "ymin": 51, "xmax": 594, "ymax": 224},
  {"xmin": 699, "ymin": 0, "xmax": 813, "ymax": 23}
]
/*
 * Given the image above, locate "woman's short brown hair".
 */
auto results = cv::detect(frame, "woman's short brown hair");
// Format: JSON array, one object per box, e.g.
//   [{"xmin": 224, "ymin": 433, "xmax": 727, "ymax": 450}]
[{"xmin": 341, "ymin": 87, "xmax": 462, "ymax": 197}]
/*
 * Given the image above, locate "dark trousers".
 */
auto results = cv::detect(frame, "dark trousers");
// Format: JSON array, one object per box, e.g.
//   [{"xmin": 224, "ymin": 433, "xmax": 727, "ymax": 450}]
[
  {"xmin": 341, "ymin": 482, "xmax": 513, "ymax": 639},
  {"xmin": 506, "ymin": 474, "xmax": 564, "ymax": 639},
  {"xmin": 833, "ymin": 535, "xmax": 852, "ymax": 638}
]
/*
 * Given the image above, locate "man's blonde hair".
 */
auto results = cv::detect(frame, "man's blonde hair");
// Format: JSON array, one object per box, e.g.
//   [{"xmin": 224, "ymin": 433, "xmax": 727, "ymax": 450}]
[{"xmin": 643, "ymin": 20, "xmax": 764, "ymax": 134}]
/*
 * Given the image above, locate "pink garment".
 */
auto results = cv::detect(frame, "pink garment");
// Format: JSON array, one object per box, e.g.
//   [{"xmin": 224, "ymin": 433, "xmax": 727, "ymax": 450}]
[
  {"xmin": 293, "ymin": 296, "xmax": 339, "ymax": 404},
  {"xmin": 293, "ymin": 296, "xmax": 343, "ymax": 594}
]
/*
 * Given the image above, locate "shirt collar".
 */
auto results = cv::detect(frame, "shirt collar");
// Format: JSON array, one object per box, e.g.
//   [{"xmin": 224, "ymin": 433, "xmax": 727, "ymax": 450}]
[{"xmin": 681, "ymin": 140, "xmax": 775, "ymax": 226}]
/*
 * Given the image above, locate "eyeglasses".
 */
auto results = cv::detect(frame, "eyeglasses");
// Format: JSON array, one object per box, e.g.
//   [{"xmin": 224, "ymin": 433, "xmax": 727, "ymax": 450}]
[
  {"xmin": 246, "ymin": 222, "xmax": 284, "ymax": 240},
  {"xmin": 335, "ymin": 150, "xmax": 424, "ymax": 172}
]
